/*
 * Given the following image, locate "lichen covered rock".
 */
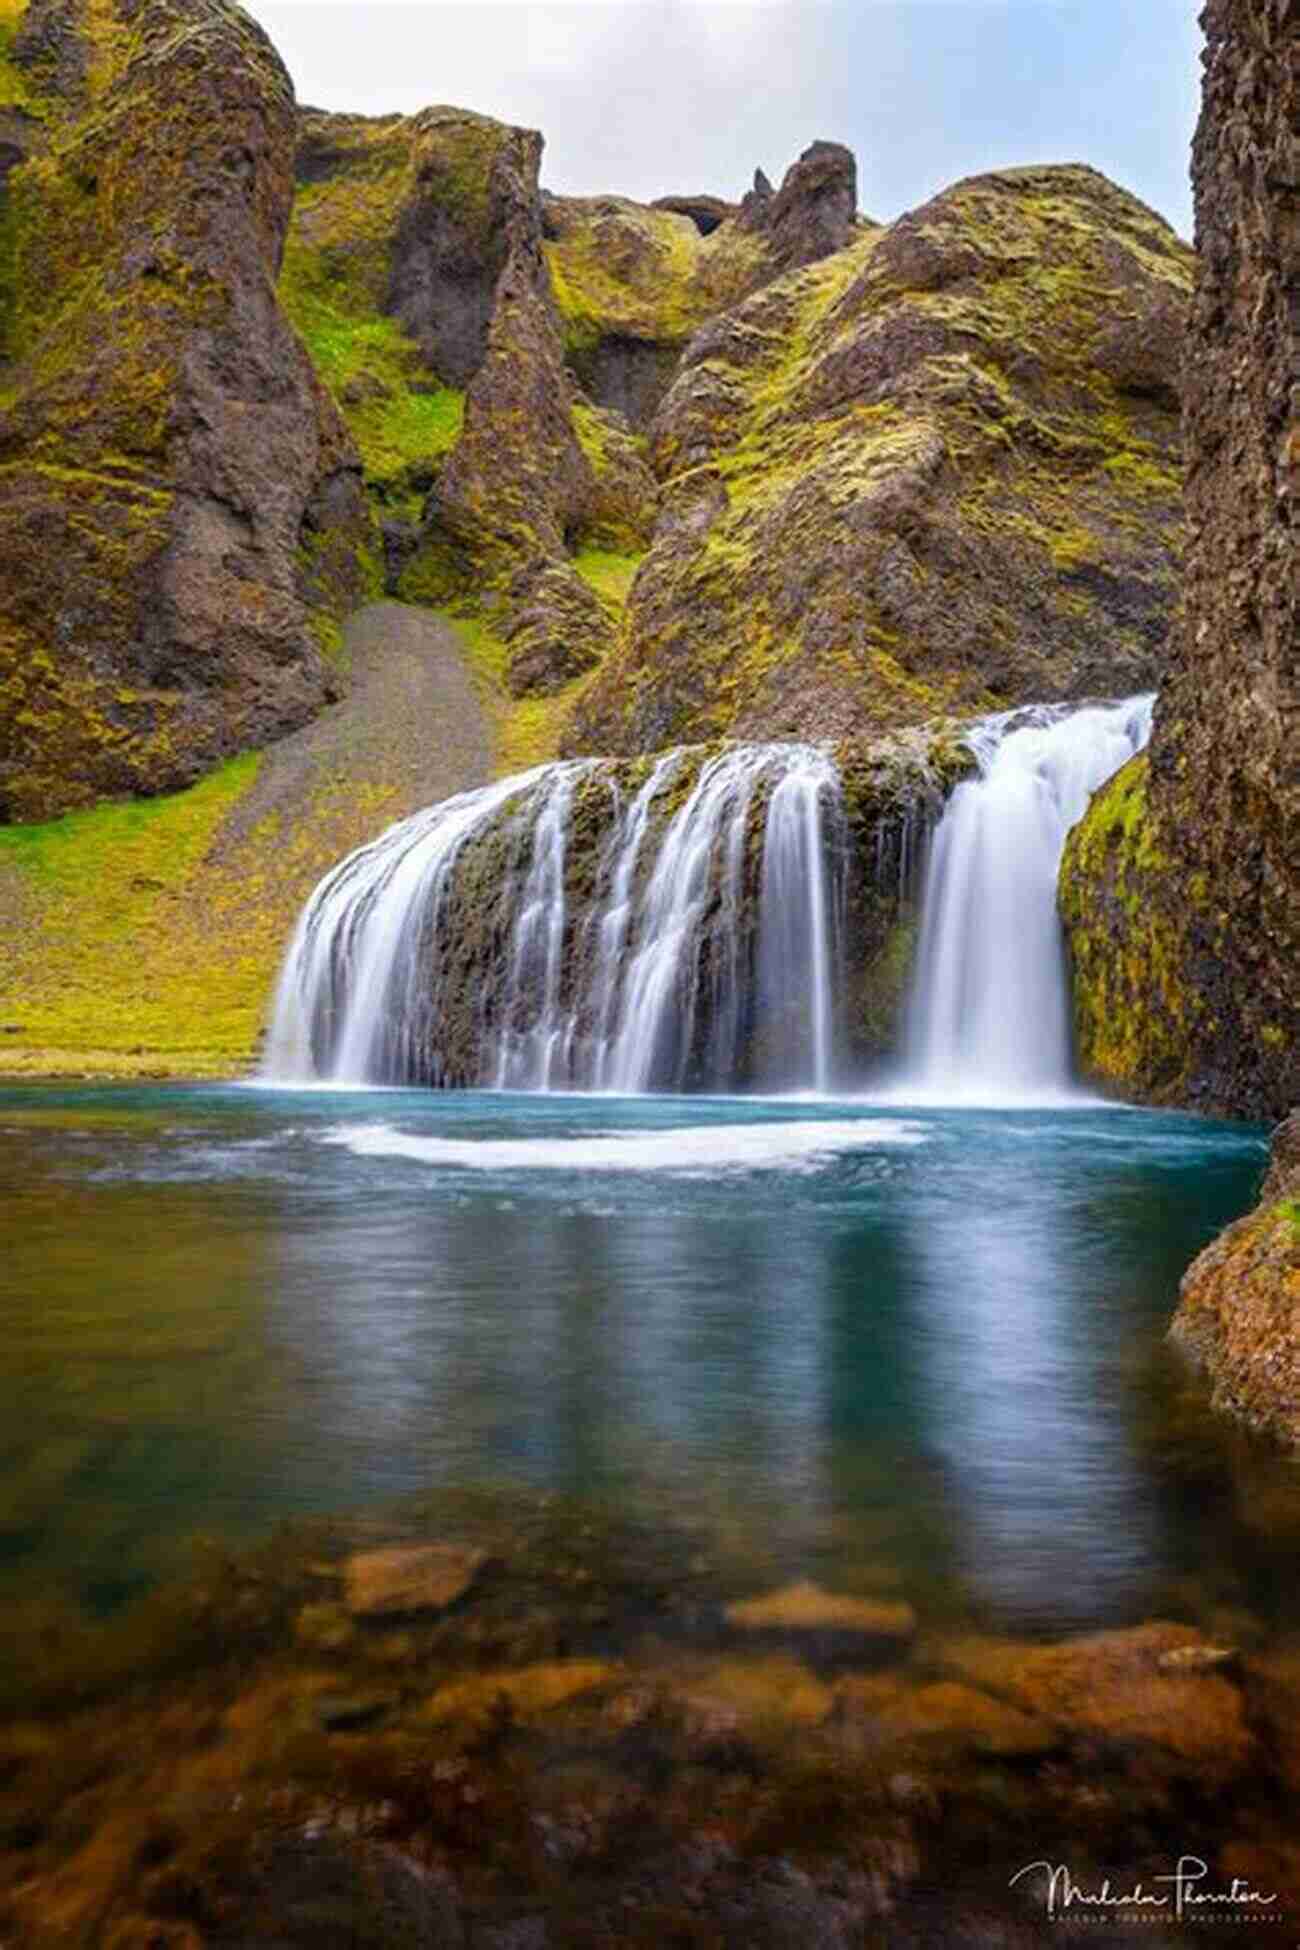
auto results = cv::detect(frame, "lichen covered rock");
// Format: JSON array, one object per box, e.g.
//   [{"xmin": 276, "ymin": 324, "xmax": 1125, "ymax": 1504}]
[
  {"xmin": 0, "ymin": 0, "xmax": 374, "ymax": 822},
  {"xmin": 1172, "ymin": 1114, "xmax": 1300, "ymax": 1445},
  {"xmin": 571, "ymin": 165, "xmax": 1191, "ymax": 758}
]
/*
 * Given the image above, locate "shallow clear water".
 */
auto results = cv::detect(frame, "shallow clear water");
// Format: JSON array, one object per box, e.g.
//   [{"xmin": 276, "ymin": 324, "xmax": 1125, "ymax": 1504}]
[{"xmin": 1, "ymin": 1083, "xmax": 1288, "ymax": 1636}]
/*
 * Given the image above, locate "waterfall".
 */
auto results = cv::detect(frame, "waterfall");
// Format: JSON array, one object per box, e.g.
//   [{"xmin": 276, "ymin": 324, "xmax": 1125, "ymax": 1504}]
[
  {"xmin": 904, "ymin": 695, "xmax": 1153, "ymax": 1100},
  {"xmin": 263, "ymin": 743, "xmax": 844, "ymax": 1095}
]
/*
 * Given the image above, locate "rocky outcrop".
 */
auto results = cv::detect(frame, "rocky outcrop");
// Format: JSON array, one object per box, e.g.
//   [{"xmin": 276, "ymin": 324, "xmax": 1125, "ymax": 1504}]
[
  {"xmin": 1062, "ymin": 0, "xmax": 1297, "ymax": 1120},
  {"xmin": 651, "ymin": 193, "xmax": 736, "ymax": 236},
  {"xmin": 570, "ymin": 165, "xmax": 1192, "ymax": 758},
  {"xmin": 735, "ymin": 139, "xmax": 860, "ymax": 271},
  {"xmin": 542, "ymin": 193, "xmax": 763, "ymax": 427},
  {"xmin": 1172, "ymin": 1114, "xmax": 1300, "ymax": 1444},
  {"xmin": 0, "ymin": 0, "xmax": 373, "ymax": 823},
  {"xmin": 544, "ymin": 145, "xmax": 860, "ymax": 430},
  {"xmin": 284, "ymin": 104, "xmax": 652, "ymax": 701},
  {"xmin": 394, "ymin": 127, "xmax": 633, "ymax": 696}
]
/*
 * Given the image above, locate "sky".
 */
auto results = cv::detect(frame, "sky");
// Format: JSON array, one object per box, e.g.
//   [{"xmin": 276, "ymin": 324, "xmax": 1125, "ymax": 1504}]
[{"xmin": 242, "ymin": 2, "xmax": 1203, "ymax": 240}]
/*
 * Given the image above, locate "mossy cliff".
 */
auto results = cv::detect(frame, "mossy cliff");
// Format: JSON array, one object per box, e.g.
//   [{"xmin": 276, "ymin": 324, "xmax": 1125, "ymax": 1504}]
[
  {"xmin": 283, "ymin": 101, "xmax": 657, "ymax": 708},
  {"xmin": 1061, "ymin": 0, "xmax": 1297, "ymax": 1123},
  {"xmin": 280, "ymin": 126, "xmax": 866, "ymax": 735},
  {"xmin": 0, "ymin": 0, "xmax": 373, "ymax": 823},
  {"xmin": 570, "ymin": 164, "xmax": 1191, "ymax": 757}
]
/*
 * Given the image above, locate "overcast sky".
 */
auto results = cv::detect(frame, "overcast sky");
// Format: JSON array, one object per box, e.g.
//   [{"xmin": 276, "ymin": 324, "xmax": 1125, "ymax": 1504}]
[{"xmin": 242, "ymin": 2, "xmax": 1202, "ymax": 239}]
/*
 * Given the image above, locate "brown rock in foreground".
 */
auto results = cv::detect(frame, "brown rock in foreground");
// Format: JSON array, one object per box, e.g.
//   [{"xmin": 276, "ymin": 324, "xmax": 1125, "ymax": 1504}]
[
  {"xmin": 873, "ymin": 1680, "xmax": 1056, "ymax": 1756},
  {"xmin": 937, "ymin": 1621, "xmax": 1254, "ymax": 1784},
  {"xmin": 343, "ymin": 1541, "xmax": 487, "ymax": 1618}
]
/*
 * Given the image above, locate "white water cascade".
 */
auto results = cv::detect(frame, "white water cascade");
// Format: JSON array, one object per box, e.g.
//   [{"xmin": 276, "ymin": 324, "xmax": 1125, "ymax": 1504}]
[
  {"xmin": 263, "ymin": 742, "xmax": 844, "ymax": 1094},
  {"xmin": 903, "ymin": 695, "xmax": 1154, "ymax": 1101}
]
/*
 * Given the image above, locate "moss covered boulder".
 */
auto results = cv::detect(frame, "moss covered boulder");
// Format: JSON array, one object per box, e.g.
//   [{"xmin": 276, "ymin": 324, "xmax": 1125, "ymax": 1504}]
[
  {"xmin": 0, "ymin": 0, "xmax": 374, "ymax": 823},
  {"xmin": 1172, "ymin": 1115, "xmax": 1300, "ymax": 1446},
  {"xmin": 570, "ymin": 164, "xmax": 1191, "ymax": 758}
]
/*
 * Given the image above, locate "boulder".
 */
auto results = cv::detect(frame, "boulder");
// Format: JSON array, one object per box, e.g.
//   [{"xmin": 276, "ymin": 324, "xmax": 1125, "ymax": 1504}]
[{"xmin": 936, "ymin": 1621, "xmax": 1254, "ymax": 1784}]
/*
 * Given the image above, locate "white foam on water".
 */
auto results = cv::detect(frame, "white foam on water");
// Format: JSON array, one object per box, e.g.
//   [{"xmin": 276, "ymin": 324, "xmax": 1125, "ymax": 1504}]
[{"xmin": 320, "ymin": 1118, "xmax": 928, "ymax": 1175}]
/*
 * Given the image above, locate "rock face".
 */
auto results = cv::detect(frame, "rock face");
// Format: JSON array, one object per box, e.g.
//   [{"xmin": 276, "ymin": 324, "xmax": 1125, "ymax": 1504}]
[
  {"xmin": 0, "ymin": 0, "xmax": 373, "ymax": 823},
  {"xmin": 544, "ymin": 144, "xmax": 858, "ymax": 430},
  {"xmin": 401, "ymin": 133, "xmax": 629, "ymax": 696},
  {"xmin": 1062, "ymin": 0, "xmax": 1297, "ymax": 1120},
  {"xmin": 284, "ymin": 103, "xmax": 654, "ymax": 700},
  {"xmin": 570, "ymin": 165, "xmax": 1191, "ymax": 757},
  {"xmin": 1172, "ymin": 1113, "xmax": 1300, "ymax": 1445},
  {"xmin": 736, "ymin": 139, "xmax": 860, "ymax": 272}
]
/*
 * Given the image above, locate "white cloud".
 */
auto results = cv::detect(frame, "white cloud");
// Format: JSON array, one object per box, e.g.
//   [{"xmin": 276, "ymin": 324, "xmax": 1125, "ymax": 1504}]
[{"xmin": 241, "ymin": 1, "xmax": 1198, "ymax": 232}]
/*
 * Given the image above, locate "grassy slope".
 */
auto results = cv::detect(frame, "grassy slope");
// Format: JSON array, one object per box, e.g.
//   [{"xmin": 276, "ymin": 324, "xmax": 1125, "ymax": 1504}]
[
  {"xmin": 0, "ymin": 607, "xmax": 494, "ymax": 1078},
  {"xmin": 0, "ymin": 756, "xmax": 271, "ymax": 1075}
]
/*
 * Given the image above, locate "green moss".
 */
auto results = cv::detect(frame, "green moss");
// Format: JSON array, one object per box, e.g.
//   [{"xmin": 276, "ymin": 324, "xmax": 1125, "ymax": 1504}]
[
  {"xmin": 572, "ymin": 547, "xmax": 642, "ymax": 610},
  {"xmin": 0, "ymin": 9, "xmax": 37, "ymax": 113},
  {"xmin": 1059, "ymin": 753, "xmax": 1196, "ymax": 1099},
  {"xmin": 545, "ymin": 202, "xmax": 704, "ymax": 360},
  {"xmin": 280, "ymin": 231, "xmax": 464, "ymax": 520},
  {"xmin": 0, "ymin": 750, "xmax": 258, "ymax": 882},
  {"xmin": 0, "ymin": 753, "xmax": 264, "ymax": 1070},
  {"xmin": 1101, "ymin": 448, "xmax": 1180, "ymax": 494}
]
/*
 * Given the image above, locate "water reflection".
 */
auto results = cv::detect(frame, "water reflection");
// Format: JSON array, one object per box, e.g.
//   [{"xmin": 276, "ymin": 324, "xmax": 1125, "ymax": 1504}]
[
  {"xmin": 0, "ymin": 1086, "xmax": 1277, "ymax": 1634},
  {"xmin": 906, "ymin": 1168, "xmax": 1160, "ymax": 1625}
]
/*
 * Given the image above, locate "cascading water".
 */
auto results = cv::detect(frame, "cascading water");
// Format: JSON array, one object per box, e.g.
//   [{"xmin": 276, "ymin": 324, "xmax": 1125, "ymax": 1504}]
[
  {"xmin": 904, "ymin": 694, "xmax": 1154, "ymax": 1100},
  {"xmin": 263, "ymin": 743, "xmax": 844, "ymax": 1094}
]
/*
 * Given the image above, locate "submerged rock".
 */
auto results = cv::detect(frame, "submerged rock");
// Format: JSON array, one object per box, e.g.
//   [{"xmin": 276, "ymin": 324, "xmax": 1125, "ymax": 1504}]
[
  {"xmin": 343, "ymin": 1543, "xmax": 487, "ymax": 1618},
  {"xmin": 937, "ymin": 1621, "xmax": 1254, "ymax": 1784},
  {"xmin": 420, "ymin": 1660, "xmax": 618, "ymax": 1729},
  {"xmin": 872, "ymin": 1681, "xmax": 1056, "ymax": 1757},
  {"xmin": 728, "ymin": 1583, "xmax": 919, "ymax": 1645}
]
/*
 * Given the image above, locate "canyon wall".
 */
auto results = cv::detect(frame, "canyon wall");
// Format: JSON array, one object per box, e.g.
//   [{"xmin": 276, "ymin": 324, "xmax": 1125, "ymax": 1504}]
[{"xmin": 1062, "ymin": 0, "xmax": 1297, "ymax": 1122}]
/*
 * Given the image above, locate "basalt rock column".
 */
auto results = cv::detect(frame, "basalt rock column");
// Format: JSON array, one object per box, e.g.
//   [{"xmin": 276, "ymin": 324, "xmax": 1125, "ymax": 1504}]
[{"xmin": 1063, "ymin": 0, "xmax": 1297, "ymax": 1119}]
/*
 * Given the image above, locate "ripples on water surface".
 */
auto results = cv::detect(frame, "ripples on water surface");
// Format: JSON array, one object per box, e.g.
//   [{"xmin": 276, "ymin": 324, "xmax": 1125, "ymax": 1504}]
[{"xmin": 1, "ymin": 1083, "xmax": 1290, "ymax": 1637}]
